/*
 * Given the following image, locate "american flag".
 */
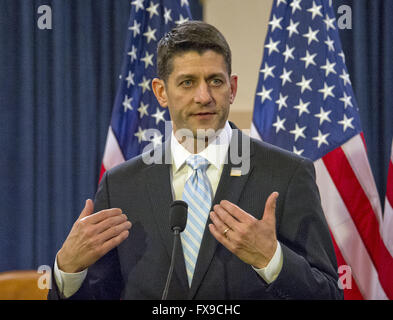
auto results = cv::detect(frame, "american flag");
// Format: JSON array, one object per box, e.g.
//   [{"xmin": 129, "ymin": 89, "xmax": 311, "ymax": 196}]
[
  {"xmin": 383, "ymin": 140, "xmax": 393, "ymax": 270},
  {"xmin": 251, "ymin": 0, "xmax": 393, "ymax": 299},
  {"xmin": 100, "ymin": 0, "xmax": 192, "ymax": 180}
]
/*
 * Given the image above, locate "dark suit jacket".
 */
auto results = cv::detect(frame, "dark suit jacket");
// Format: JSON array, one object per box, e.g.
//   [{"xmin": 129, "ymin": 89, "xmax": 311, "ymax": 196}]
[{"xmin": 49, "ymin": 127, "xmax": 343, "ymax": 300}]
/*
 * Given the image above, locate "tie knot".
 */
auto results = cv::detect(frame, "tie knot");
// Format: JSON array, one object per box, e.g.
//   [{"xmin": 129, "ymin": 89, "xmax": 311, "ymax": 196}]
[{"xmin": 186, "ymin": 155, "xmax": 210, "ymax": 171}]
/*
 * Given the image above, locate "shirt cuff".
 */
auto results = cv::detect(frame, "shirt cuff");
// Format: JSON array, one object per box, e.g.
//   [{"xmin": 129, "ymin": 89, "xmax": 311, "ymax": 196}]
[
  {"xmin": 252, "ymin": 242, "xmax": 283, "ymax": 284},
  {"xmin": 54, "ymin": 252, "xmax": 88, "ymax": 298}
]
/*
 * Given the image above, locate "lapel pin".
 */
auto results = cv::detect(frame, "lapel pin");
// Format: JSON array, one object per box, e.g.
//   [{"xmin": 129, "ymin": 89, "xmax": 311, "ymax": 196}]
[{"xmin": 230, "ymin": 168, "xmax": 242, "ymax": 177}]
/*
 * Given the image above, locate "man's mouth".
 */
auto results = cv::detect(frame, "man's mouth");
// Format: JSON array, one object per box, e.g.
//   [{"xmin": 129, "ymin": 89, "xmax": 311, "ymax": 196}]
[{"xmin": 192, "ymin": 112, "xmax": 216, "ymax": 117}]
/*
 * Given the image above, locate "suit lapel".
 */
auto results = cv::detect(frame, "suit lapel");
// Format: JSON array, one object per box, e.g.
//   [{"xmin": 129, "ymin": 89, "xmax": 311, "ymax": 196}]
[
  {"xmin": 188, "ymin": 128, "xmax": 255, "ymax": 299},
  {"xmin": 145, "ymin": 142, "xmax": 189, "ymax": 295}
]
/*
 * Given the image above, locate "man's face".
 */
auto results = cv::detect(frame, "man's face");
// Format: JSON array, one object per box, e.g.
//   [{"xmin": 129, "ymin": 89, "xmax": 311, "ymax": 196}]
[{"xmin": 153, "ymin": 50, "xmax": 237, "ymax": 139}]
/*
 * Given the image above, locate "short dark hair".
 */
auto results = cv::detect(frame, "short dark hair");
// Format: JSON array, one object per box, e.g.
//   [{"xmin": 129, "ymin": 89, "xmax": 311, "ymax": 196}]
[{"xmin": 157, "ymin": 21, "xmax": 232, "ymax": 82}]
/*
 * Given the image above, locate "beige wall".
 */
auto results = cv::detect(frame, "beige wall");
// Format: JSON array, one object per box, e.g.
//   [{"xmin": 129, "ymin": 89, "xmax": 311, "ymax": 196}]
[{"xmin": 202, "ymin": 0, "xmax": 273, "ymax": 129}]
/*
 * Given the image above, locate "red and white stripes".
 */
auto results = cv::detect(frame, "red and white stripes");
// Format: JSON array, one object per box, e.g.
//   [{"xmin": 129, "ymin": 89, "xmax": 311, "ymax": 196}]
[
  {"xmin": 382, "ymin": 140, "xmax": 393, "ymax": 266},
  {"xmin": 315, "ymin": 133, "xmax": 393, "ymax": 299},
  {"xmin": 99, "ymin": 126, "xmax": 125, "ymax": 182},
  {"xmin": 251, "ymin": 124, "xmax": 393, "ymax": 299}
]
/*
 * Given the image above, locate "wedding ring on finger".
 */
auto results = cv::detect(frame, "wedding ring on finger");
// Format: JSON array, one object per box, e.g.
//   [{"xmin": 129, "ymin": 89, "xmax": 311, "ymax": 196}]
[{"xmin": 223, "ymin": 227, "xmax": 230, "ymax": 238}]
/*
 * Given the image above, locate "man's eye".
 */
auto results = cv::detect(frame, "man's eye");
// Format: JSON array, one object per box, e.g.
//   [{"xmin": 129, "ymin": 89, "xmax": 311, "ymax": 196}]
[
  {"xmin": 211, "ymin": 79, "xmax": 223, "ymax": 86},
  {"xmin": 181, "ymin": 80, "xmax": 193, "ymax": 87}
]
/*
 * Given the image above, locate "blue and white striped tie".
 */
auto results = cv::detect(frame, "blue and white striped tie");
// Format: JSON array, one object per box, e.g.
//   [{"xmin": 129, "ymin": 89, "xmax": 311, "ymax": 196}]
[{"xmin": 181, "ymin": 155, "xmax": 212, "ymax": 286}]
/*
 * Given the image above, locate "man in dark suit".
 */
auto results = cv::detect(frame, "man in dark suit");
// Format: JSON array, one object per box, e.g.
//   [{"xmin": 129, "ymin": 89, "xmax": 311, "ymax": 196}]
[{"xmin": 49, "ymin": 21, "xmax": 343, "ymax": 300}]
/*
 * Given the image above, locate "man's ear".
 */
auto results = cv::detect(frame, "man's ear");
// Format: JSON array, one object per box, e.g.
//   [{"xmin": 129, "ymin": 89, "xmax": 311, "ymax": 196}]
[
  {"xmin": 152, "ymin": 78, "xmax": 168, "ymax": 108},
  {"xmin": 229, "ymin": 74, "xmax": 238, "ymax": 104}
]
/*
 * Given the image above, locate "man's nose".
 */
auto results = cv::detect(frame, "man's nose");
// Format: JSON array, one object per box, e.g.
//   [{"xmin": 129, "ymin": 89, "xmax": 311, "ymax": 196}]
[{"xmin": 194, "ymin": 82, "xmax": 213, "ymax": 105}]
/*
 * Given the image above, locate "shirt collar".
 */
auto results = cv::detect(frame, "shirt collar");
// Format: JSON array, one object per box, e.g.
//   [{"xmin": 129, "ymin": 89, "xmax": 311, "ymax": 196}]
[{"xmin": 171, "ymin": 121, "xmax": 232, "ymax": 172}]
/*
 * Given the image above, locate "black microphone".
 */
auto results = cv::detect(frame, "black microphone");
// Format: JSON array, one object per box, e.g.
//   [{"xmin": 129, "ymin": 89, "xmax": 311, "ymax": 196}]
[{"xmin": 161, "ymin": 200, "xmax": 188, "ymax": 300}]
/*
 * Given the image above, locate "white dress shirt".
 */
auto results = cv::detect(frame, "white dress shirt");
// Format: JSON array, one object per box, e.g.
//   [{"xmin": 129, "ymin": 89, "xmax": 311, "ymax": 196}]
[{"xmin": 54, "ymin": 121, "xmax": 282, "ymax": 298}]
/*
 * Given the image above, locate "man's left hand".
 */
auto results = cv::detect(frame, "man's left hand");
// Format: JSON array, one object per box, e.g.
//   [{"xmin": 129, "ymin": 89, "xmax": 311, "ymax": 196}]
[{"xmin": 208, "ymin": 192, "xmax": 279, "ymax": 269}]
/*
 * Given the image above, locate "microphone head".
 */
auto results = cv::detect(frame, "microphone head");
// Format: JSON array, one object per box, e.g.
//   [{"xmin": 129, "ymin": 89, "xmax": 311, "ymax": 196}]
[{"xmin": 169, "ymin": 200, "xmax": 188, "ymax": 233}]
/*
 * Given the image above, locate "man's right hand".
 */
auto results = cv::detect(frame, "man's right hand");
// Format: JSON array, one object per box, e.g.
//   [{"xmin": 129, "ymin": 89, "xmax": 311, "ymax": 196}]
[{"xmin": 57, "ymin": 199, "xmax": 132, "ymax": 273}]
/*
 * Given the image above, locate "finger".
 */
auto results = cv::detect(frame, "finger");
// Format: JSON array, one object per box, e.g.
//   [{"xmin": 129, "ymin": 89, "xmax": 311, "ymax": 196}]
[
  {"xmin": 209, "ymin": 211, "xmax": 229, "ymax": 234},
  {"xmin": 94, "ymin": 214, "xmax": 129, "ymax": 234},
  {"xmin": 81, "ymin": 207, "xmax": 123, "ymax": 224},
  {"xmin": 213, "ymin": 204, "xmax": 241, "ymax": 232},
  {"xmin": 262, "ymin": 192, "xmax": 279, "ymax": 223},
  {"xmin": 77, "ymin": 199, "xmax": 94, "ymax": 221},
  {"xmin": 219, "ymin": 200, "xmax": 254, "ymax": 223},
  {"xmin": 98, "ymin": 220, "xmax": 132, "ymax": 243},
  {"xmin": 99, "ymin": 230, "xmax": 130, "ymax": 257},
  {"xmin": 208, "ymin": 223, "xmax": 233, "ymax": 249}
]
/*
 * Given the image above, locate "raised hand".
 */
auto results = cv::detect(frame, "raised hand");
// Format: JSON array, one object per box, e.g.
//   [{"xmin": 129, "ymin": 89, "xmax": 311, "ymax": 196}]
[
  {"xmin": 57, "ymin": 199, "xmax": 132, "ymax": 273},
  {"xmin": 208, "ymin": 192, "xmax": 279, "ymax": 269}
]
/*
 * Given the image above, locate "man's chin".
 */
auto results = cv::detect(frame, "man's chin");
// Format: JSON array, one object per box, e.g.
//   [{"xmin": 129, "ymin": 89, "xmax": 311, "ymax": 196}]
[
  {"xmin": 174, "ymin": 128, "xmax": 216, "ymax": 141},
  {"xmin": 174, "ymin": 123, "xmax": 225, "ymax": 151},
  {"xmin": 194, "ymin": 127, "xmax": 220, "ymax": 139}
]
